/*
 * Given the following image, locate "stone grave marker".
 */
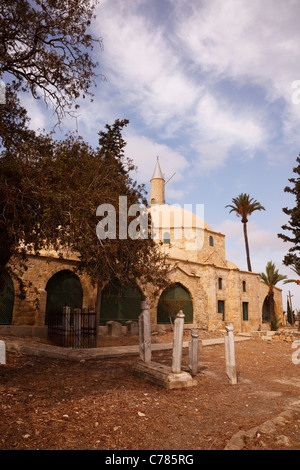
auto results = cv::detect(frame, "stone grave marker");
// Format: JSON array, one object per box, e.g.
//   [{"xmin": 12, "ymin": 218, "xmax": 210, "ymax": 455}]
[
  {"xmin": 172, "ymin": 311, "xmax": 185, "ymax": 374},
  {"xmin": 139, "ymin": 301, "xmax": 151, "ymax": 364},
  {"xmin": 188, "ymin": 330, "xmax": 199, "ymax": 376},
  {"xmin": 225, "ymin": 322, "xmax": 237, "ymax": 385},
  {"xmin": 0, "ymin": 340, "xmax": 6, "ymax": 365}
]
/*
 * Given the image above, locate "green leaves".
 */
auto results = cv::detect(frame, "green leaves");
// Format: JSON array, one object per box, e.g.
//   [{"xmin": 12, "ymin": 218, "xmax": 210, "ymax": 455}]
[
  {"xmin": 278, "ymin": 155, "xmax": 300, "ymax": 268},
  {"xmin": 0, "ymin": 105, "xmax": 170, "ymax": 298},
  {"xmin": 225, "ymin": 193, "xmax": 265, "ymax": 223},
  {"xmin": 259, "ymin": 261, "xmax": 287, "ymax": 289},
  {"xmin": 226, "ymin": 193, "xmax": 265, "ymax": 272},
  {"xmin": 0, "ymin": 0, "xmax": 101, "ymax": 122}
]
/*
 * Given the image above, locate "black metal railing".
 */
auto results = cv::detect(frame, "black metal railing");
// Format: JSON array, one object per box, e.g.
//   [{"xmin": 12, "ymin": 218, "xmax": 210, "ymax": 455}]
[{"xmin": 47, "ymin": 306, "xmax": 97, "ymax": 349}]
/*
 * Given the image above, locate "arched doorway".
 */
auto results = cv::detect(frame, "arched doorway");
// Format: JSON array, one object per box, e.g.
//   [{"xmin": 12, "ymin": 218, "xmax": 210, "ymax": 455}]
[
  {"xmin": 0, "ymin": 272, "xmax": 14, "ymax": 325},
  {"xmin": 45, "ymin": 270, "xmax": 83, "ymax": 324},
  {"xmin": 100, "ymin": 278, "xmax": 142, "ymax": 325},
  {"xmin": 157, "ymin": 283, "xmax": 193, "ymax": 324},
  {"xmin": 262, "ymin": 296, "xmax": 271, "ymax": 323}
]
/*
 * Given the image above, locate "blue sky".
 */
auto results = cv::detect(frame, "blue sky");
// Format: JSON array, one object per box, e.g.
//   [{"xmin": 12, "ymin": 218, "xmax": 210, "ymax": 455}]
[{"xmin": 18, "ymin": 0, "xmax": 300, "ymax": 312}]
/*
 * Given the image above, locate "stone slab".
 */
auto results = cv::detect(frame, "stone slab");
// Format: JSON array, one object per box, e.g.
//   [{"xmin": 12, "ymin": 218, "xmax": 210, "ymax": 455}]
[
  {"xmin": 201, "ymin": 337, "xmax": 250, "ymax": 346},
  {"xmin": 133, "ymin": 360, "xmax": 197, "ymax": 389}
]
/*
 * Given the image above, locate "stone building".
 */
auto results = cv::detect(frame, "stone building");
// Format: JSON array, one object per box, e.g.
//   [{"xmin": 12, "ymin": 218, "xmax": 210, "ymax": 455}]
[{"xmin": 0, "ymin": 160, "xmax": 283, "ymax": 338}]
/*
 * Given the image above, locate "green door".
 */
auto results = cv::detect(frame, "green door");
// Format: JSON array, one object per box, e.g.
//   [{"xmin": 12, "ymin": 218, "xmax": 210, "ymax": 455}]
[
  {"xmin": 157, "ymin": 283, "xmax": 193, "ymax": 324},
  {"xmin": 100, "ymin": 278, "xmax": 142, "ymax": 325},
  {"xmin": 45, "ymin": 270, "xmax": 83, "ymax": 324},
  {"xmin": 0, "ymin": 272, "xmax": 14, "ymax": 325}
]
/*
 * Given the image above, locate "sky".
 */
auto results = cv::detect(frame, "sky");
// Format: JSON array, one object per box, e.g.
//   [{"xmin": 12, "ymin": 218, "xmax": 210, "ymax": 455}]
[{"xmin": 16, "ymin": 0, "xmax": 300, "ymax": 312}]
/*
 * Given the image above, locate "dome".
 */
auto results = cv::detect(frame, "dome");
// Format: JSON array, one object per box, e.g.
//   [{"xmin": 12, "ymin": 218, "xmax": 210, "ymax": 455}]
[{"xmin": 148, "ymin": 204, "xmax": 211, "ymax": 231}]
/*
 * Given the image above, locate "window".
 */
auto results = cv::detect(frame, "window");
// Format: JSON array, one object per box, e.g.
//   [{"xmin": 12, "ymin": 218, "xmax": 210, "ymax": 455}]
[
  {"xmin": 242, "ymin": 281, "xmax": 246, "ymax": 292},
  {"xmin": 218, "ymin": 300, "xmax": 225, "ymax": 321},
  {"xmin": 218, "ymin": 277, "xmax": 222, "ymax": 289},
  {"xmin": 163, "ymin": 232, "xmax": 171, "ymax": 244},
  {"xmin": 242, "ymin": 302, "xmax": 249, "ymax": 321},
  {"xmin": 209, "ymin": 235, "xmax": 214, "ymax": 247}
]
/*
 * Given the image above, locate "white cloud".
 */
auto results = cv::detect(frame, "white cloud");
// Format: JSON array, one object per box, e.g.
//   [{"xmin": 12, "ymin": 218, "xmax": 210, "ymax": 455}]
[
  {"xmin": 14, "ymin": 0, "xmax": 300, "ymax": 174},
  {"xmin": 93, "ymin": 0, "xmax": 289, "ymax": 175},
  {"xmin": 19, "ymin": 94, "xmax": 47, "ymax": 132},
  {"xmin": 173, "ymin": 0, "xmax": 300, "ymax": 143},
  {"xmin": 125, "ymin": 134, "xmax": 188, "ymax": 188},
  {"xmin": 95, "ymin": 1, "xmax": 199, "ymax": 131},
  {"xmin": 191, "ymin": 92, "xmax": 266, "ymax": 170},
  {"xmin": 217, "ymin": 218, "xmax": 288, "ymax": 254}
]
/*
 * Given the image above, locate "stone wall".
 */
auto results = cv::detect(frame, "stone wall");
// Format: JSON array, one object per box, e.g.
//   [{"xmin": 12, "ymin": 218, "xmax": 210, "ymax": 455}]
[
  {"xmin": 1, "ymin": 251, "xmax": 283, "ymax": 338},
  {"xmin": 7, "ymin": 254, "xmax": 96, "ymax": 332}
]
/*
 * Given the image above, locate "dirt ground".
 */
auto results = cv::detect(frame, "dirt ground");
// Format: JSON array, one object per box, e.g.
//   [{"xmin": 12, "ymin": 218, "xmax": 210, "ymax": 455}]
[{"xmin": 1, "ymin": 330, "xmax": 300, "ymax": 451}]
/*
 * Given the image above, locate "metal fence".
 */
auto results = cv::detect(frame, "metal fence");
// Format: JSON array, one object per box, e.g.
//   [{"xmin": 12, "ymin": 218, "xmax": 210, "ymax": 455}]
[{"xmin": 47, "ymin": 306, "xmax": 97, "ymax": 349}]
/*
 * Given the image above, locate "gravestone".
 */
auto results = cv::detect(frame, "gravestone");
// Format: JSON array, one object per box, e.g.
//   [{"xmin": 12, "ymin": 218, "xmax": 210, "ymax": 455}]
[
  {"xmin": 125, "ymin": 320, "xmax": 139, "ymax": 336},
  {"xmin": 62, "ymin": 306, "xmax": 71, "ymax": 339},
  {"xmin": 188, "ymin": 330, "xmax": 199, "ymax": 376},
  {"xmin": 0, "ymin": 340, "xmax": 6, "ymax": 365},
  {"xmin": 225, "ymin": 322, "xmax": 237, "ymax": 385},
  {"xmin": 133, "ymin": 308, "xmax": 197, "ymax": 389},
  {"xmin": 172, "ymin": 311, "xmax": 185, "ymax": 374},
  {"xmin": 107, "ymin": 321, "xmax": 122, "ymax": 337},
  {"xmin": 139, "ymin": 301, "xmax": 151, "ymax": 364}
]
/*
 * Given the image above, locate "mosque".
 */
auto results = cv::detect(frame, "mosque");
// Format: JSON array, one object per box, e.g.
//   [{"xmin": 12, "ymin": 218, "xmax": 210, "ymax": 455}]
[{"xmin": 0, "ymin": 160, "xmax": 283, "ymax": 338}]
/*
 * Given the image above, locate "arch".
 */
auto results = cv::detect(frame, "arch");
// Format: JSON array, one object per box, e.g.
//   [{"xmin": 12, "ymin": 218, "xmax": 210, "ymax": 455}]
[
  {"xmin": 157, "ymin": 282, "xmax": 193, "ymax": 324},
  {"xmin": 262, "ymin": 295, "xmax": 271, "ymax": 323},
  {"xmin": 100, "ymin": 278, "xmax": 142, "ymax": 325},
  {"xmin": 45, "ymin": 270, "xmax": 83, "ymax": 324},
  {"xmin": 0, "ymin": 272, "xmax": 14, "ymax": 325}
]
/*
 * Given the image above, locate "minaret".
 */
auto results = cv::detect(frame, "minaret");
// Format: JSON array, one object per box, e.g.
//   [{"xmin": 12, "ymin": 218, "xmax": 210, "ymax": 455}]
[{"xmin": 150, "ymin": 157, "xmax": 165, "ymax": 205}]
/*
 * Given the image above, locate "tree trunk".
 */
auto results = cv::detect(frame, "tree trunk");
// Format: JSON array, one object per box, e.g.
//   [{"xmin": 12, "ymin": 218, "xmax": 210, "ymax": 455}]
[
  {"xmin": 243, "ymin": 221, "xmax": 252, "ymax": 272},
  {"xmin": 269, "ymin": 290, "xmax": 276, "ymax": 330}
]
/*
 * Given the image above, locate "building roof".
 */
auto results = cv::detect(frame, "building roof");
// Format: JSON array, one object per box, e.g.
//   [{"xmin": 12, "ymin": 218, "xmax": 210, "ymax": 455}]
[
  {"xmin": 151, "ymin": 158, "xmax": 164, "ymax": 180},
  {"xmin": 149, "ymin": 204, "xmax": 212, "ymax": 231}
]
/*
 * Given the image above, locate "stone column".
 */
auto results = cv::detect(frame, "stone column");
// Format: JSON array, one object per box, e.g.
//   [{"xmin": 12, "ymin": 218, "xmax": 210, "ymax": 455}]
[
  {"xmin": 172, "ymin": 311, "xmax": 185, "ymax": 374},
  {"xmin": 188, "ymin": 330, "xmax": 199, "ymax": 376},
  {"xmin": 139, "ymin": 301, "xmax": 151, "ymax": 364},
  {"xmin": 225, "ymin": 322, "xmax": 237, "ymax": 385},
  {"xmin": 0, "ymin": 340, "xmax": 6, "ymax": 365}
]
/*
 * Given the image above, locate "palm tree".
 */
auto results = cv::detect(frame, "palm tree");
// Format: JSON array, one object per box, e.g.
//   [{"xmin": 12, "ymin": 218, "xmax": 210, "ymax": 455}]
[
  {"xmin": 226, "ymin": 193, "xmax": 265, "ymax": 272},
  {"xmin": 283, "ymin": 262, "xmax": 300, "ymax": 286},
  {"xmin": 260, "ymin": 261, "xmax": 287, "ymax": 330}
]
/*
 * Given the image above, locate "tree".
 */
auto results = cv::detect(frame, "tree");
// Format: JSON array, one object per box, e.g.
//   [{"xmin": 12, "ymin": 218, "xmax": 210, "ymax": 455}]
[
  {"xmin": 1, "ymin": 111, "xmax": 170, "ymax": 329},
  {"xmin": 259, "ymin": 261, "xmax": 287, "ymax": 330},
  {"xmin": 278, "ymin": 155, "xmax": 300, "ymax": 268},
  {"xmin": 0, "ymin": 88, "xmax": 58, "ymax": 294},
  {"xmin": 287, "ymin": 298, "xmax": 294, "ymax": 326},
  {"xmin": 225, "ymin": 193, "xmax": 265, "ymax": 272},
  {"xmin": 283, "ymin": 262, "xmax": 300, "ymax": 286},
  {"xmin": 0, "ymin": 0, "xmax": 102, "ymax": 121},
  {"xmin": 59, "ymin": 119, "xmax": 170, "ymax": 330}
]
